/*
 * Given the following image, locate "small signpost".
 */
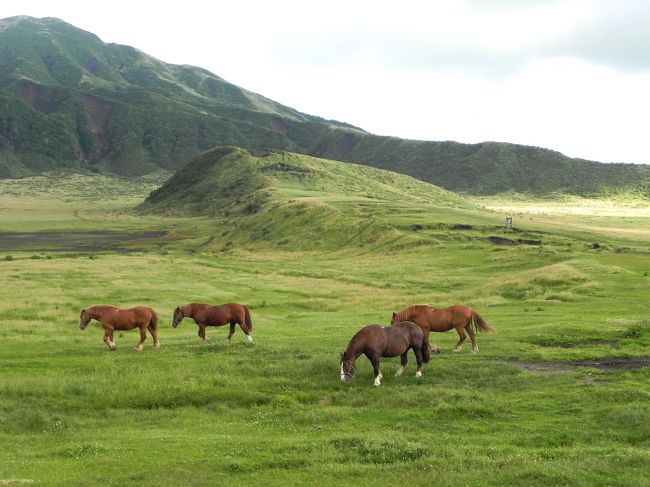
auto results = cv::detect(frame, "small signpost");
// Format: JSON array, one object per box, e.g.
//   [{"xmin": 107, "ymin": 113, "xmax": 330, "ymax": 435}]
[{"xmin": 505, "ymin": 216, "xmax": 513, "ymax": 231}]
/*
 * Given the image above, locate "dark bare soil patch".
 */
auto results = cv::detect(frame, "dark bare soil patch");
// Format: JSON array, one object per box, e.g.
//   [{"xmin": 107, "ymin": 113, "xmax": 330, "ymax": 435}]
[
  {"xmin": 0, "ymin": 231, "xmax": 165, "ymax": 252},
  {"xmin": 573, "ymin": 357, "xmax": 650, "ymax": 370},
  {"xmin": 504, "ymin": 356, "xmax": 650, "ymax": 373},
  {"xmin": 488, "ymin": 236, "xmax": 542, "ymax": 246}
]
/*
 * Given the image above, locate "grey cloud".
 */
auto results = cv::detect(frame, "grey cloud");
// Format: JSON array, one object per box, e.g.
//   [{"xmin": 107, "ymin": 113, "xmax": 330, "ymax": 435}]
[{"xmin": 270, "ymin": 1, "xmax": 650, "ymax": 76}]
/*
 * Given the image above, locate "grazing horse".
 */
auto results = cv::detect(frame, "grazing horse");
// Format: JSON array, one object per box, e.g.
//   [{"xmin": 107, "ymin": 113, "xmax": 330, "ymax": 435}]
[
  {"xmin": 79, "ymin": 305, "xmax": 160, "ymax": 351},
  {"xmin": 391, "ymin": 304, "xmax": 494, "ymax": 353},
  {"xmin": 171, "ymin": 303, "xmax": 253, "ymax": 343},
  {"xmin": 340, "ymin": 321, "xmax": 430, "ymax": 386}
]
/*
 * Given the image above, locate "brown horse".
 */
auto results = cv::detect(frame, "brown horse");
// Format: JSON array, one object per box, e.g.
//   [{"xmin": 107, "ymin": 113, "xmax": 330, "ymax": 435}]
[
  {"xmin": 340, "ymin": 321, "xmax": 430, "ymax": 386},
  {"xmin": 171, "ymin": 303, "xmax": 253, "ymax": 343},
  {"xmin": 79, "ymin": 305, "xmax": 160, "ymax": 351},
  {"xmin": 391, "ymin": 304, "xmax": 493, "ymax": 353}
]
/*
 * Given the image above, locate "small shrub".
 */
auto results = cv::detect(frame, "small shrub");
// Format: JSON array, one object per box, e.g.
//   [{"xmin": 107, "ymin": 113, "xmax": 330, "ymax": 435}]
[
  {"xmin": 623, "ymin": 320, "xmax": 650, "ymax": 339},
  {"xmin": 3, "ymin": 255, "xmax": 14, "ymax": 261}
]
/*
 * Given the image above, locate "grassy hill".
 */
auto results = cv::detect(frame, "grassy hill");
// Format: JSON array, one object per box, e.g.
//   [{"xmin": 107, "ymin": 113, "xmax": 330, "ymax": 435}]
[
  {"xmin": 141, "ymin": 146, "xmax": 483, "ymax": 250},
  {"xmin": 2, "ymin": 15, "xmax": 650, "ymax": 196}
]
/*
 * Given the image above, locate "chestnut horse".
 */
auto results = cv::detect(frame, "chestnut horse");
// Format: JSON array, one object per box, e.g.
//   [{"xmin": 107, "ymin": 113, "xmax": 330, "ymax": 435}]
[
  {"xmin": 171, "ymin": 303, "xmax": 253, "ymax": 343},
  {"xmin": 79, "ymin": 305, "xmax": 160, "ymax": 351},
  {"xmin": 391, "ymin": 304, "xmax": 493, "ymax": 353},
  {"xmin": 340, "ymin": 321, "xmax": 430, "ymax": 386}
]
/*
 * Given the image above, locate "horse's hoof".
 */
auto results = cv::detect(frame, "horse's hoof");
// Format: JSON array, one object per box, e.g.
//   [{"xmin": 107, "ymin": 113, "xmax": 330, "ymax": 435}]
[
  {"xmin": 471, "ymin": 349, "xmax": 478, "ymax": 354},
  {"xmin": 453, "ymin": 349, "xmax": 461, "ymax": 353}
]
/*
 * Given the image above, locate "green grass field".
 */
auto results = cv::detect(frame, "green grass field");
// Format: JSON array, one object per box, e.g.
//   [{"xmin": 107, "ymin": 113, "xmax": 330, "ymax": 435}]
[{"xmin": 0, "ymin": 172, "xmax": 649, "ymax": 486}]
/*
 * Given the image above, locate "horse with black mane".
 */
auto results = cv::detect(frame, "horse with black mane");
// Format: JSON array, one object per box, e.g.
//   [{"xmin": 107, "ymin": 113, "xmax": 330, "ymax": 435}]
[
  {"xmin": 340, "ymin": 321, "xmax": 430, "ymax": 386},
  {"xmin": 391, "ymin": 304, "xmax": 494, "ymax": 353},
  {"xmin": 79, "ymin": 305, "xmax": 160, "ymax": 351},
  {"xmin": 171, "ymin": 302, "xmax": 253, "ymax": 343}
]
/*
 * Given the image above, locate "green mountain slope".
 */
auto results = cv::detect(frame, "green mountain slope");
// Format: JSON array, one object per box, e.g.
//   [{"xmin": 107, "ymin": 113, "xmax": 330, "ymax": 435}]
[
  {"xmin": 140, "ymin": 146, "xmax": 480, "ymax": 250},
  {"xmin": 0, "ymin": 16, "xmax": 356, "ymax": 177},
  {"xmin": 2, "ymin": 15, "xmax": 649, "ymax": 196},
  {"xmin": 310, "ymin": 129, "xmax": 650, "ymax": 196}
]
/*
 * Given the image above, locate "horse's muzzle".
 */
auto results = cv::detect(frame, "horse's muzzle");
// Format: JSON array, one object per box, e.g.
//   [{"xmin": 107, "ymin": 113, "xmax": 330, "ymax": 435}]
[
  {"xmin": 79, "ymin": 322, "xmax": 86, "ymax": 330},
  {"xmin": 170, "ymin": 321, "xmax": 177, "ymax": 328}
]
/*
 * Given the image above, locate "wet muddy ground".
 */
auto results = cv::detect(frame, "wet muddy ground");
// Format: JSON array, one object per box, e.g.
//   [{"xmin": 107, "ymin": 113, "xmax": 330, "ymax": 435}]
[
  {"xmin": 504, "ymin": 356, "xmax": 650, "ymax": 373},
  {"xmin": 0, "ymin": 231, "xmax": 166, "ymax": 252}
]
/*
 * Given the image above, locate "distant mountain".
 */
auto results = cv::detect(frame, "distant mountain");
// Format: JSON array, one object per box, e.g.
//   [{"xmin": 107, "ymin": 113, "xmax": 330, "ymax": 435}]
[
  {"xmin": 1, "ymin": 16, "xmax": 649, "ymax": 195},
  {"xmin": 0, "ymin": 16, "xmax": 356, "ymax": 177},
  {"xmin": 140, "ymin": 146, "xmax": 476, "ymax": 250}
]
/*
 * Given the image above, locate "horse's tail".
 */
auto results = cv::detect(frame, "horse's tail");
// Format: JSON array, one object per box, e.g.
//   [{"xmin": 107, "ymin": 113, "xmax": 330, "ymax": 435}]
[
  {"xmin": 244, "ymin": 306, "xmax": 252, "ymax": 331},
  {"xmin": 471, "ymin": 310, "xmax": 494, "ymax": 334},
  {"xmin": 421, "ymin": 334, "xmax": 431, "ymax": 364},
  {"xmin": 149, "ymin": 308, "xmax": 159, "ymax": 330}
]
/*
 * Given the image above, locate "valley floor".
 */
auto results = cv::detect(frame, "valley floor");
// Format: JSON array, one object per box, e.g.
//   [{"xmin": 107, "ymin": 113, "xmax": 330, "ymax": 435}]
[{"xmin": 0, "ymin": 174, "xmax": 648, "ymax": 486}]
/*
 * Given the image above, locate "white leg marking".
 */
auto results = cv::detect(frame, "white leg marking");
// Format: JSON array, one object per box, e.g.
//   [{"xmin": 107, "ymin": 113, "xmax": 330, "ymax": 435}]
[
  {"xmin": 395, "ymin": 365, "xmax": 405, "ymax": 377},
  {"xmin": 246, "ymin": 334, "xmax": 253, "ymax": 343},
  {"xmin": 374, "ymin": 376, "xmax": 382, "ymax": 386},
  {"xmin": 340, "ymin": 363, "xmax": 345, "ymax": 382},
  {"xmin": 416, "ymin": 370, "xmax": 422, "ymax": 378}
]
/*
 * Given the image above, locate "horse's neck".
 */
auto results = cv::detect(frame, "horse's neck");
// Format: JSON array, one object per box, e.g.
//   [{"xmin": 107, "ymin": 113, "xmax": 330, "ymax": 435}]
[
  {"xmin": 344, "ymin": 340, "xmax": 364, "ymax": 363},
  {"xmin": 398, "ymin": 306, "xmax": 415, "ymax": 322},
  {"xmin": 89, "ymin": 305, "xmax": 113, "ymax": 319},
  {"xmin": 181, "ymin": 304, "xmax": 193, "ymax": 317}
]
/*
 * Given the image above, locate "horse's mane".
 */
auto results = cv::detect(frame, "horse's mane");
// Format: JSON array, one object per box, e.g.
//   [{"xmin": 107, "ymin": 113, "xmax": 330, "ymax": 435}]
[
  {"xmin": 394, "ymin": 305, "xmax": 416, "ymax": 322},
  {"xmin": 87, "ymin": 304, "xmax": 117, "ymax": 316}
]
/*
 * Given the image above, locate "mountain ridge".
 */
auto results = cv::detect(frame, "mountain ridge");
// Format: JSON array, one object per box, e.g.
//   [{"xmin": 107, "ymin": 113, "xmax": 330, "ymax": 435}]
[{"xmin": 1, "ymin": 15, "xmax": 649, "ymax": 196}]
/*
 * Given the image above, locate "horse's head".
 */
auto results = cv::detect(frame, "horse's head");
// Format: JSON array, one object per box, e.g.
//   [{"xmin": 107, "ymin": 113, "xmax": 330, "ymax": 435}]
[
  {"xmin": 170, "ymin": 307, "xmax": 184, "ymax": 328},
  {"xmin": 79, "ymin": 309, "xmax": 90, "ymax": 330},
  {"xmin": 340, "ymin": 352, "xmax": 356, "ymax": 383}
]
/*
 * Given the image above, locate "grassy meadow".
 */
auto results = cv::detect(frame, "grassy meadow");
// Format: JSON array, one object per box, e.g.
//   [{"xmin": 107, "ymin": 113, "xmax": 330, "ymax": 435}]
[{"xmin": 0, "ymin": 171, "xmax": 649, "ymax": 486}]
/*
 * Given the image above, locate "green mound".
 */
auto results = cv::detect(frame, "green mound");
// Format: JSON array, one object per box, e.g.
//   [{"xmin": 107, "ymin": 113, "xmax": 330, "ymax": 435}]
[{"xmin": 141, "ymin": 147, "xmax": 477, "ymax": 250}]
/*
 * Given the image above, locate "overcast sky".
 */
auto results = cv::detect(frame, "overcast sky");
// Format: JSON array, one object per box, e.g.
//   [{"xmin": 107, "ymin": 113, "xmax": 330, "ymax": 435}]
[{"xmin": 2, "ymin": 0, "xmax": 650, "ymax": 164}]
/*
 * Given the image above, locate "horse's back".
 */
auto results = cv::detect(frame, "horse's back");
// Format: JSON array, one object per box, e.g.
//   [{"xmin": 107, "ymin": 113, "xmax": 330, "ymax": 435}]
[
  {"xmin": 203, "ymin": 302, "xmax": 247, "ymax": 325},
  {"xmin": 384, "ymin": 322, "xmax": 422, "ymax": 356},
  {"xmin": 390, "ymin": 321, "xmax": 424, "ymax": 344}
]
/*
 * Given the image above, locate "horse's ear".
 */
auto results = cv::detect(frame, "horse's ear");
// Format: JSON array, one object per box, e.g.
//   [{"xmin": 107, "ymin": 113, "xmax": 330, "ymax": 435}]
[
  {"xmin": 392, "ymin": 312, "xmax": 396, "ymax": 319},
  {"xmin": 81, "ymin": 308, "xmax": 85, "ymax": 314}
]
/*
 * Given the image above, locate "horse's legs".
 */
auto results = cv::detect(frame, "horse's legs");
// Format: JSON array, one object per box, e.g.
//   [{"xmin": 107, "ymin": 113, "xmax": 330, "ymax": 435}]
[
  {"xmin": 395, "ymin": 352, "xmax": 408, "ymax": 377},
  {"xmin": 226, "ymin": 323, "xmax": 236, "ymax": 341},
  {"xmin": 453, "ymin": 326, "xmax": 467, "ymax": 352},
  {"xmin": 103, "ymin": 329, "xmax": 116, "ymax": 351},
  {"xmin": 198, "ymin": 324, "xmax": 207, "ymax": 341},
  {"xmin": 370, "ymin": 355, "xmax": 382, "ymax": 386},
  {"xmin": 148, "ymin": 323, "xmax": 160, "ymax": 350},
  {"xmin": 412, "ymin": 347, "xmax": 423, "ymax": 378},
  {"xmin": 239, "ymin": 322, "xmax": 253, "ymax": 343},
  {"xmin": 427, "ymin": 332, "xmax": 440, "ymax": 353},
  {"xmin": 466, "ymin": 324, "xmax": 478, "ymax": 353},
  {"xmin": 134, "ymin": 325, "xmax": 147, "ymax": 352}
]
